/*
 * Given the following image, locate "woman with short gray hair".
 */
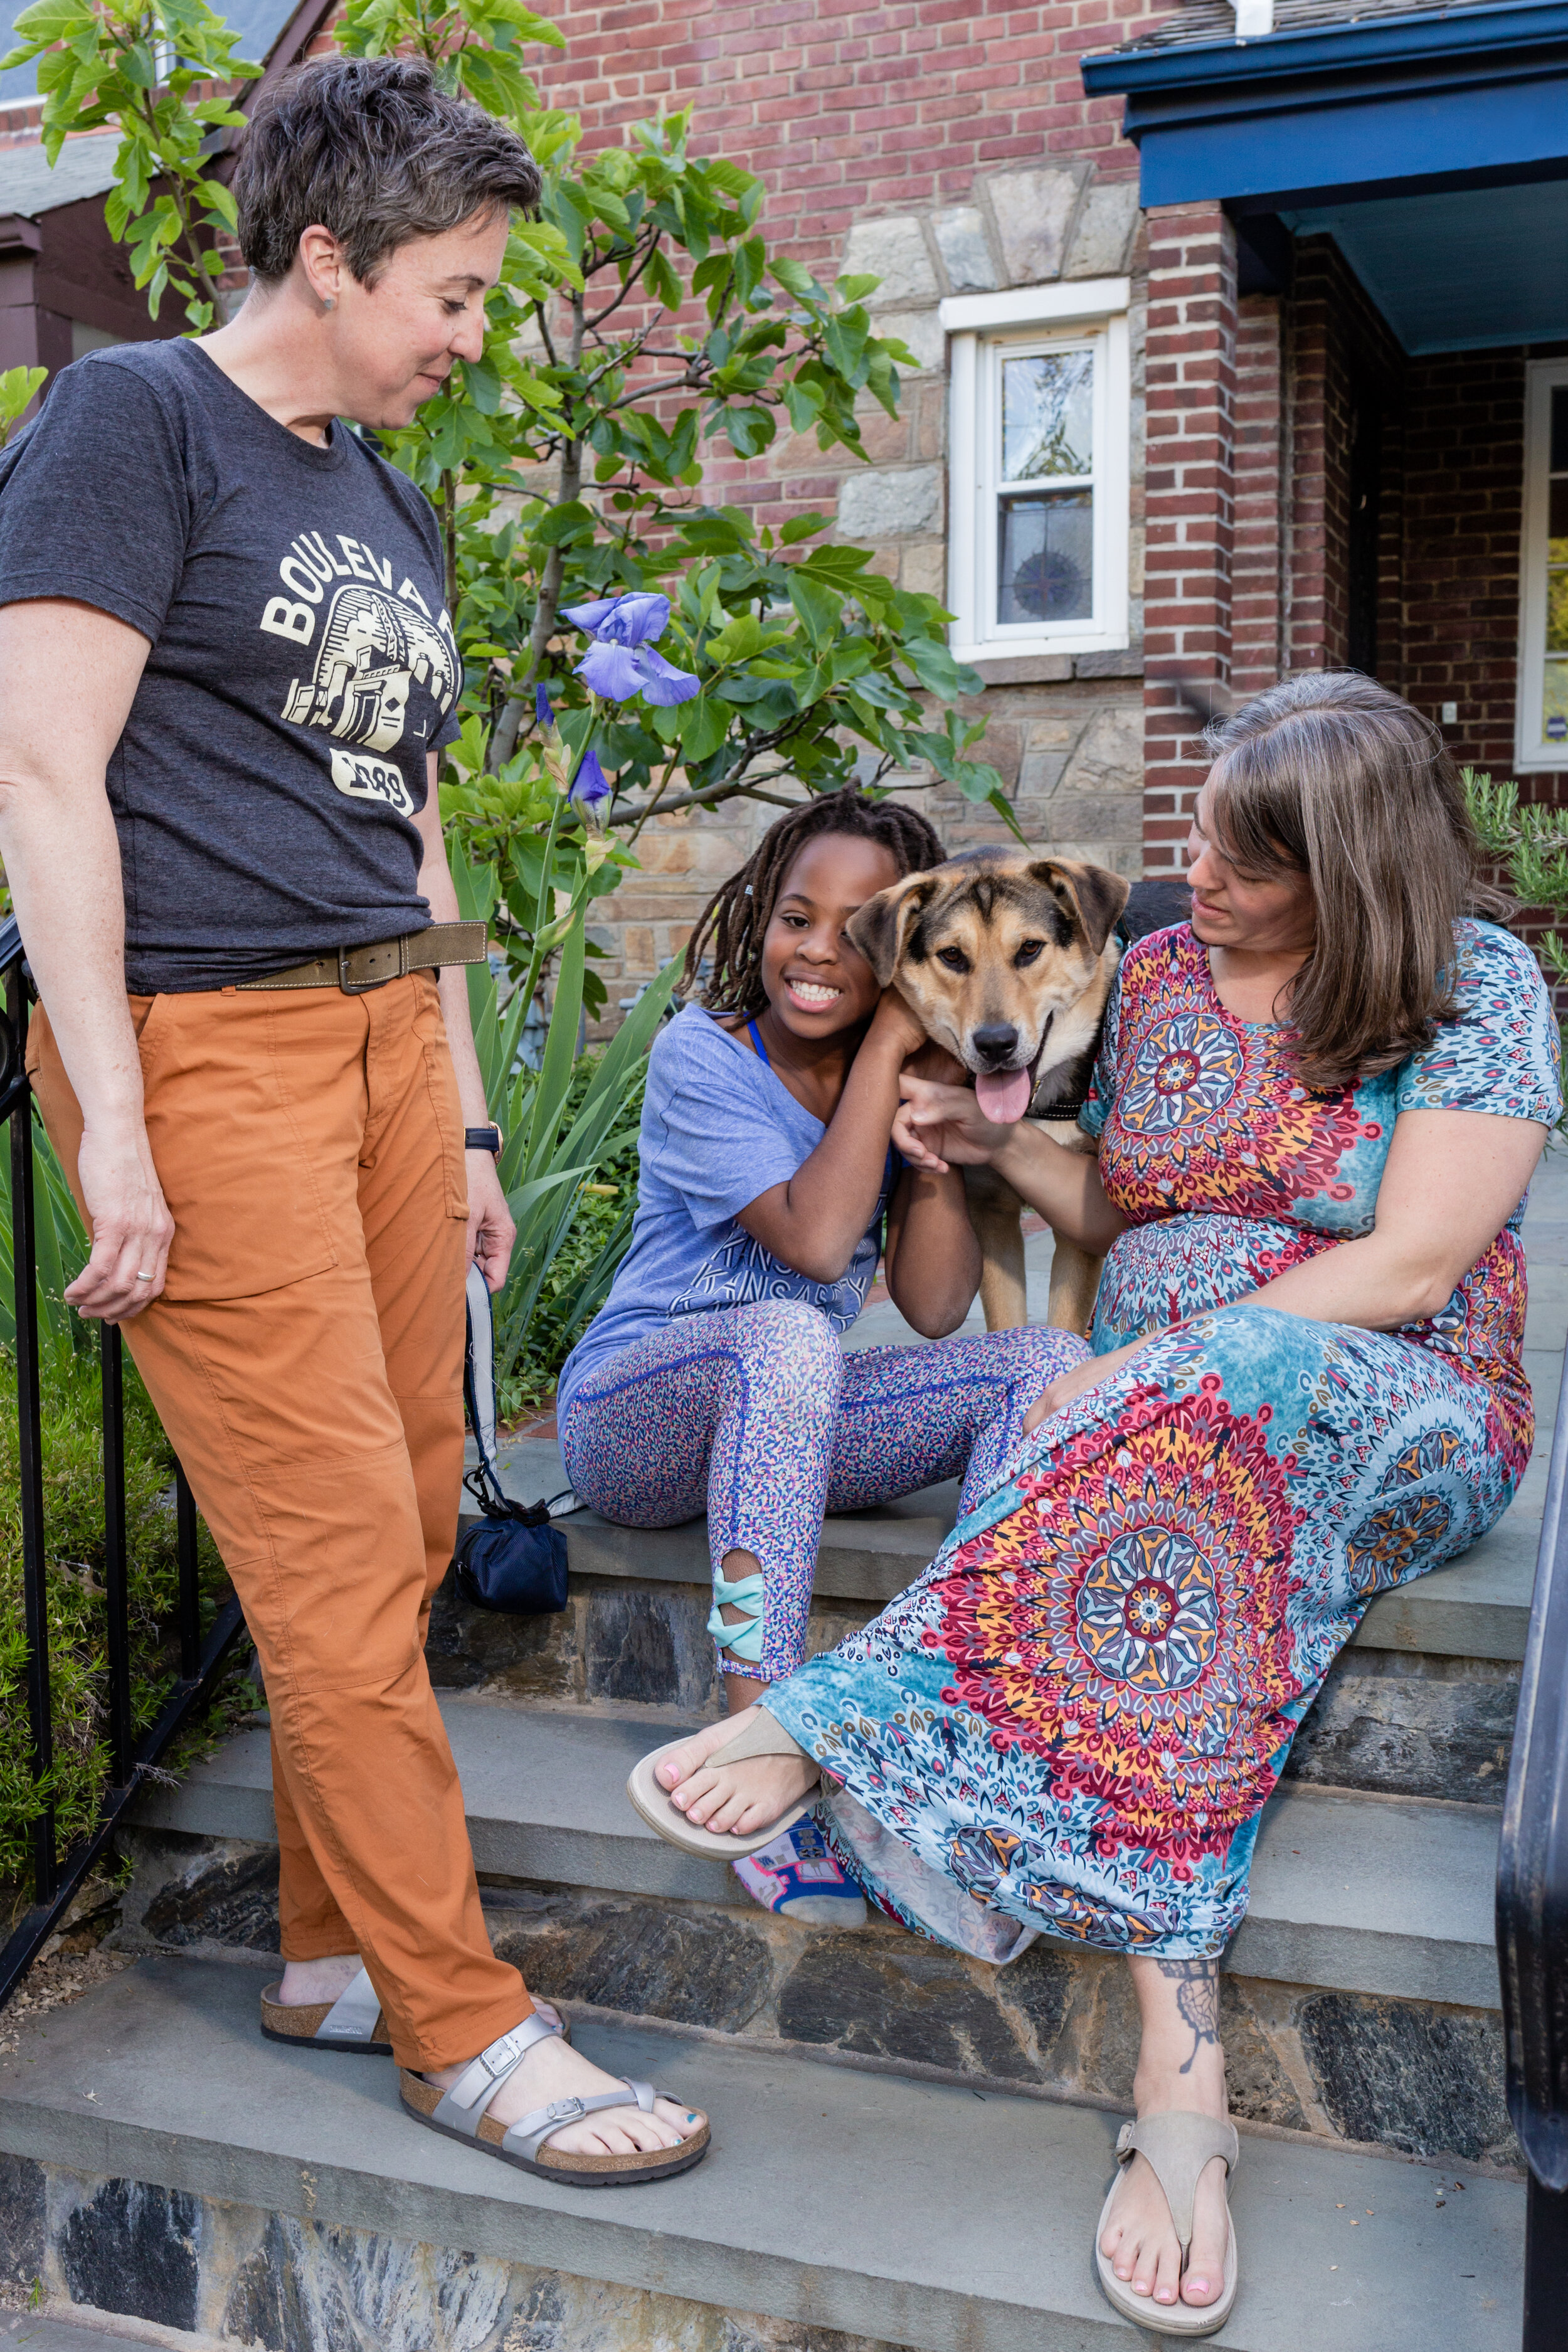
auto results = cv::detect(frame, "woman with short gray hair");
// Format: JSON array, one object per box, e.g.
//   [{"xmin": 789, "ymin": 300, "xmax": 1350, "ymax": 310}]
[{"xmin": 0, "ymin": 53, "xmax": 706, "ymax": 2184}]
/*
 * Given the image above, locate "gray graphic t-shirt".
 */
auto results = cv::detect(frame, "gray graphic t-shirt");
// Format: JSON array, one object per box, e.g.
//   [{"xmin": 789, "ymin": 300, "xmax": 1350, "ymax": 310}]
[
  {"xmin": 0, "ymin": 341, "xmax": 461, "ymax": 990},
  {"xmin": 555, "ymin": 1005, "xmax": 891, "ymax": 1421}
]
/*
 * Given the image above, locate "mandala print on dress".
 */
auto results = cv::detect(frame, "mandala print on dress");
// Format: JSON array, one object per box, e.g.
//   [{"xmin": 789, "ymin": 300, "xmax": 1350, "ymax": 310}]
[
  {"xmin": 1118, "ymin": 1013, "xmax": 1246, "ymax": 1137},
  {"xmin": 927, "ymin": 1374, "xmax": 1304, "ymax": 1868},
  {"xmin": 1345, "ymin": 1489, "xmax": 1455, "ymax": 1595},
  {"xmin": 1097, "ymin": 931, "xmax": 1373, "ymax": 1224}
]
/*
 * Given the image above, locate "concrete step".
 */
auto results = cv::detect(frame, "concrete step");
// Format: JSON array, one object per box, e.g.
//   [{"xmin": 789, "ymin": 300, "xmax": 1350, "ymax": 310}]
[
  {"xmin": 0, "ymin": 1952, "xmax": 1526, "ymax": 2352},
  {"xmin": 130, "ymin": 1697, "xmax": 1505, "ymax": 2011}
]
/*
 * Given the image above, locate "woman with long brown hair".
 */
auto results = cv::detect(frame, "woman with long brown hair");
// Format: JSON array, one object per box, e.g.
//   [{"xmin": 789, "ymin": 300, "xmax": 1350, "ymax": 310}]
[{"xmin": 635, "ymin": 672, "xmax": 1562, "ymax": 2329}]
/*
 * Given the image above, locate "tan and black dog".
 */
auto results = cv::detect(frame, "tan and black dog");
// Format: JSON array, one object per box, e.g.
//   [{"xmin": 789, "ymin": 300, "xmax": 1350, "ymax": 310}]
[{"xmin": 848, "ymin": 847, "xmax": 1190, "ymax": 1335}]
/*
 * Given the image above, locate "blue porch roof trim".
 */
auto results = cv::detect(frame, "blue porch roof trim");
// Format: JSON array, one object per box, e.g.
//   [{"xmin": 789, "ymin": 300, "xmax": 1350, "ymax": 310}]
[{"xmin": 1081, "ymin": 1, "xmax": 1568, "ymax": 212}]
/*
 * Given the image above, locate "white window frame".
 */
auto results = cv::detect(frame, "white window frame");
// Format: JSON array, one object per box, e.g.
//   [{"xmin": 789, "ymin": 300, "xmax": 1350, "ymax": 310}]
[
  {"xmin": 1517, "ymin": 356, "xmax": 1568, "ymax": 770},
  {"xmin": 942, "ymin": 278, "xmax": 1131, "ymax": 664}
]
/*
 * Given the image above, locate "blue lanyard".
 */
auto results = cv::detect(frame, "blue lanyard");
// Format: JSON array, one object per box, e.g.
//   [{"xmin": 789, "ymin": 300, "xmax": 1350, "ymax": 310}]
[{"xmin": 746, "ymin": 1017, "xmax": 771, "ymax": 1068}]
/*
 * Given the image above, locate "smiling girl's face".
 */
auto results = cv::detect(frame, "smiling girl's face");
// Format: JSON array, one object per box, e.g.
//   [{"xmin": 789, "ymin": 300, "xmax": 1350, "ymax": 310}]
[{"xmin": 758, "ymin": 832, "xmax": 903, "ymax": 1042}]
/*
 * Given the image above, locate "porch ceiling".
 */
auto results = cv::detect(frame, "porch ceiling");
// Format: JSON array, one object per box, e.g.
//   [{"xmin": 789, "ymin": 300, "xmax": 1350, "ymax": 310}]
[
  {"xmin": 1285, "ymin": 179, "xmax": 1568, "ymax": 353},
  {"xmin": 1083, "ymin": 0, "xmax": 1568, "ymax": 353}
]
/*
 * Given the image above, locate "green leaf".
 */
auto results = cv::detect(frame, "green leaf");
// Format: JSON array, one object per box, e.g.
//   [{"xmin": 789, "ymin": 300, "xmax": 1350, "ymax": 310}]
[
  {"xmin": 718, "ymin": 402, "xmax": 774, "ymax": 458},
  {"xmin": 786, "ymin": 569, "xmax": 841, "ymax": 647},
  {"xmin": 769, "ymin": 254, "xmax": 817, "ymax": 299},
  {"xmin": 532, "ymin": 499, "xmax": 596, "ymax": 547},
  {"xmin": 779, "ymin": 510, "xmax": 828, "ymax": 545},
  {"xmin": 677, "ymin": 692, "xmax": 729, "ymax": 762}
]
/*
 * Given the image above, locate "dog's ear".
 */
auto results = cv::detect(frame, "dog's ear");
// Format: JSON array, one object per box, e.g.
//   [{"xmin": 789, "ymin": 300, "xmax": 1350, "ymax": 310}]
[
  {"xmin": 1029, "ymin": 859, "xmax": 1131, "ymax": 958},
  {"xmin": 846, "ymin": 870, "xmax": 941, "ymax": 983}
]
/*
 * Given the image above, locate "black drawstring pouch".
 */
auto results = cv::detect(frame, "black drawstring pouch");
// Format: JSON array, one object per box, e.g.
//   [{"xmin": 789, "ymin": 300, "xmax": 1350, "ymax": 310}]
[{"xmin": 453, "ymin": 1265, "xmax": 570, "ymax": 1615}]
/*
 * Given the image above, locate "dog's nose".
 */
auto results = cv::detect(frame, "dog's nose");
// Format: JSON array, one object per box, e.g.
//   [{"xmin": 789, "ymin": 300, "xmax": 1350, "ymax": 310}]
[{"xmin": 971, "ymin": 1022, "xmax": 1020, "ymax": 1066}]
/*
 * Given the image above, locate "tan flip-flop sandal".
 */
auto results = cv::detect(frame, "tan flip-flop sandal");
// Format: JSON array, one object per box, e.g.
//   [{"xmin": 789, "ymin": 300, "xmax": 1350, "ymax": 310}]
[
  {"xmin": 626, "ymin": 1706, "xmax": 819, "ymax": 1859},
  {"xmin": 1094, "ymin": 2111, "xmax": 1239, "ymax": 2338},
  {"xmin": 400, "ymin": 2009, "xmax": 709, "ymax": 2187},
  {"xmin": 261, "ymin": 1967, "xmax": 565, "ymax": 2060}
]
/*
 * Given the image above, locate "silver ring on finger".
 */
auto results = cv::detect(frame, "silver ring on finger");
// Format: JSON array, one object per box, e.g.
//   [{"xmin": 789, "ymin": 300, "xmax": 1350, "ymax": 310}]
[{"xmin": 135, "ymin": 1271, "xmax": 154, "ymax": 1281}]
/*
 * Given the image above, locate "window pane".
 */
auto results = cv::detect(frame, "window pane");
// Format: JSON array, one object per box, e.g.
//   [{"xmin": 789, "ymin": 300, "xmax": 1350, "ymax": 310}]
[
  {"xmin": 1552, "ymin": 385, "xmax": 1568, "ymax": 475},
  {"xmin": 1544, "ymin": 658, "xmax": 1568, "ymax": 743},
  {"xmin": 998, "ymin": 490, "xmax": 1093, "ymax": 623},
  {"xmin": 1549, "ymin": 569, "xmax": 1568, "ymax": 654},
  {"xmin": 1551, "ymin": 477, "xmax": 1568, "ymax": 559},
  {"xmin": 1001, "ymin": 351, "xmax": 1093, "ymax": 482}
]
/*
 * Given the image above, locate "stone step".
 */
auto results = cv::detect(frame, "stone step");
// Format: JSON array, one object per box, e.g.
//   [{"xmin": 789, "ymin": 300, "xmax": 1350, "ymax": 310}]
[
  {"xmin": 130, "ymin": 1698, "xmax": 1505, "ymax": 2012},
  {"xmin": 0, "ymin": 1952, "xmax": 1527, "ymax": 2352},
  {"xmin": 542, "ymin": 1487, "xmax": 1547, "ymax": 1663}
]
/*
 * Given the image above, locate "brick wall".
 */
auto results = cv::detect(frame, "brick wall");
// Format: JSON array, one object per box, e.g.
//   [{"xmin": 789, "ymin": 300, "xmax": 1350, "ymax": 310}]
[
  {"xmin": 524, "ymin": 0, "xmax": 1165, "ymax": 1021},
  {"xmin": 532, "ymin": 0, "xmax": 1157, "ymax": 260},
  {"xmin": 1140, "ymin": 201, "xmax": 1235, "ymax": 876}
]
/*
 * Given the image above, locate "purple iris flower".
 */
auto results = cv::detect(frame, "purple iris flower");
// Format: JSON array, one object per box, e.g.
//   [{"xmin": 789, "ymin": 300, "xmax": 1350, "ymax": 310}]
[
  {"xmin": 569, "ymin": 744, "xmax": 612, "ymax": 812},
  {"xmin": 561, "ymin": 591, "xmax": 699, "ymax": 707},
  {"xmin": 535, "ymin": 683, "xmax": 554, "ymax": 726}
]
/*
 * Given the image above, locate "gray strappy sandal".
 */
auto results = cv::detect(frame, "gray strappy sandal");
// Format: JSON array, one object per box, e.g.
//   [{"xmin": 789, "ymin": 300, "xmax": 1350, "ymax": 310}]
[
  {"xmin": 1094, "ymin": 2111, "xmax": 1239, "ymax": 2338},
  {"xmin": 261, "ymin": 1968, "xmax": 565, "ymax": 2063},
  {"xmin": 626, "ymin": 1707, "xmax": 819, "ymax": 1859},
  {"xmin": 260, "ymin": 1964, "xmax": 391, "ymax": 2055},
  {"xmin": 399, "ymin": 2009, "xmax": 709, "ymax": 2187}
]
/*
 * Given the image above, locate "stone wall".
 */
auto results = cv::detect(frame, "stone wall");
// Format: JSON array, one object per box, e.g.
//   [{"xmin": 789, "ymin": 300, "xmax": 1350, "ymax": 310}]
[
  {"xmin": 0, "ymin": 2150, "xmax": 899, "ymax": 2350},
  {"xmin": 584, "ymin": 170, "xmax": 1150, "ymax": 1029}
]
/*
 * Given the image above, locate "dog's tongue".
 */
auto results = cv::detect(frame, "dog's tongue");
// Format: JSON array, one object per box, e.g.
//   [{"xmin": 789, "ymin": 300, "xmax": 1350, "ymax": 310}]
[{"xmin": 975, "ymin": 1069, "xmax": 1032, "ymax": 1124}]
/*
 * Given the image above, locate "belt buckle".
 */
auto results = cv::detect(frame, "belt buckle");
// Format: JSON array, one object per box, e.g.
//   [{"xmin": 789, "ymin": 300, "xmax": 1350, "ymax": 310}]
[{"xmin": 337, "ymin": 944, "xmax": 383, "ymax": 997}]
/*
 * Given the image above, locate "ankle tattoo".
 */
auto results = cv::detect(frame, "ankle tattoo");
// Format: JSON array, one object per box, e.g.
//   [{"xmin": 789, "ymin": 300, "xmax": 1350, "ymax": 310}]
[{"xmin": 1154, "ymin": 1959, "xmax": 1219, "ymax": 2075}]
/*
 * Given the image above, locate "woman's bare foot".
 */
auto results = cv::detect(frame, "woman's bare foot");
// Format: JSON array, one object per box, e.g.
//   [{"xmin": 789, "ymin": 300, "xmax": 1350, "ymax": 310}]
[
  {"xmin": 275, "ymin": 1957, "xmax": 561, "ymax": 2045},
  {"xmin": 1099, "ymin": 1957, "xmax": 1231, "ymax": 2311},
  {"xmin": 652, "ymin": 1704, "xmax": 818, "ymax": 1837},
  {"xmin": 277, "ymin": 1954, "xmax": 361, "ymax": 2007},
  {"xmin": 423, "ymin": 2025, "xmax": 701, "ymax": 2158}
]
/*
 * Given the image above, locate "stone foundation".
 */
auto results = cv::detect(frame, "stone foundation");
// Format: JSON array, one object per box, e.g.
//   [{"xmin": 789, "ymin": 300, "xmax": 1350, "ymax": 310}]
[
  {"xmin": 0, "ymin": 2153, "xmax": 896, "ymax": 2351},
  {"xmin": 115, "ymin": 1833, "xmax": 1520, "ymax": 2171}
]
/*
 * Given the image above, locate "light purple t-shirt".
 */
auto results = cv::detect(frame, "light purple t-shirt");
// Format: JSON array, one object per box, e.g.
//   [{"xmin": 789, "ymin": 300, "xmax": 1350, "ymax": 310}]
[{"xmin": 556, "ymin": 1005, "xmax": 890, "ymax": 1418}]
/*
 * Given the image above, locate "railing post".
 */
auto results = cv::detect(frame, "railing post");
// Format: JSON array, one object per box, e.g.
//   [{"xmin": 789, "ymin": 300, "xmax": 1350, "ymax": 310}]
[
  {"xmin": 100, "ymin": 1321, "xmax": 132, "ymax": 1785},
  {"xmin": 1525, "ymin": 2175, "xmax": 1568, "ymax": 2351},
  {"xmin": 175, "ymin": 1461, "xmax": 201, "ymax": 1678},
  {"xmin": 0, "ymin": 913, "xmax": 248, "ymax": 2010},
  {"xmin": 1498, "ymin": 1325, "xmax": 1568, "ymax": 2351},
  {"xmin": 8, "ymin": 967, "xmax": 53, "ymax": 1904}
]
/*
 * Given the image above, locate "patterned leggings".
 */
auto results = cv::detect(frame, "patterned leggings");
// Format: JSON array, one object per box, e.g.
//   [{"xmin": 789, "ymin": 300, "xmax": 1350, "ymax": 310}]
[{"xmin": 559, "ymin": 1304, "xmax": 1084, "ymax": 1681}]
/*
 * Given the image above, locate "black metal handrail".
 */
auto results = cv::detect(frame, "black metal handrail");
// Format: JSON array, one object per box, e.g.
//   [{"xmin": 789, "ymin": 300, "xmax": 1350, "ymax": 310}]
[
  {"xmin": 0, "ymin": 914, "xmax": 246, "ymax": 2007},
  {"xmin": 1498, "ymin": 1322, "xmax": 1568, "ymax": 2347}
]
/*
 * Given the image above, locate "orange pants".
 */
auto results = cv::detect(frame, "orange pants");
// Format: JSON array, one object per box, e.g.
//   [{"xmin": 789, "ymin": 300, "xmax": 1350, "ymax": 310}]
[{"xmin": 29, "ymin": 973, "xmax": 532, "ymax": 2069}]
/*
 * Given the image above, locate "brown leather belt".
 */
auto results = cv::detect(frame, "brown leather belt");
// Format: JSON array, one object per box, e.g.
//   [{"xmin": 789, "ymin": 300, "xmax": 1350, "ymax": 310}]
[{"xmin": 235, "ymin": 921, "xmax": 489, "ymax": 996}]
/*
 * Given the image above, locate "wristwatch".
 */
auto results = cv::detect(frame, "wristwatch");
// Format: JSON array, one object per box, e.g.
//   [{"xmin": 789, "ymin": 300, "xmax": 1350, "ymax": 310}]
[{"xmin": 464, "ymin": 1123, "xmax": 503, "ymax": 1154}]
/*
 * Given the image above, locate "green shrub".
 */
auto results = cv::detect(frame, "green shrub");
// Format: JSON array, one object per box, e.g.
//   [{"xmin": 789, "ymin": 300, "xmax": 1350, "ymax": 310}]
[{"xmin": 0, "ymin": 1343, "xmax": 226, "ymax": 1888}]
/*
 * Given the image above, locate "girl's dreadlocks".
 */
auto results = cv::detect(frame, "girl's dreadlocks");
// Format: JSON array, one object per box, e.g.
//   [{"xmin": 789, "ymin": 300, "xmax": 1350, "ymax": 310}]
[{"xmin": 682, "ymin": 788, "xmax": 946, "ymax": 1015}]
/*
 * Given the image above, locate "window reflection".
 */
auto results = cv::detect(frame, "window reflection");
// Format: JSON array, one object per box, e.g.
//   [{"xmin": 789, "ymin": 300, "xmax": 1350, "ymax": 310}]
[{"xmin": 998, "ymin": 489, "xmax": 1093, "ymax": 623}]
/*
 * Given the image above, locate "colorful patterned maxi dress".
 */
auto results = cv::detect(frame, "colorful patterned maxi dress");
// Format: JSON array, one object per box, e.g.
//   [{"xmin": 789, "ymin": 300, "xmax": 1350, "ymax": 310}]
[{"xmin": 765, "ymin": 920, "xmax": 1563, "ymax": 1963}]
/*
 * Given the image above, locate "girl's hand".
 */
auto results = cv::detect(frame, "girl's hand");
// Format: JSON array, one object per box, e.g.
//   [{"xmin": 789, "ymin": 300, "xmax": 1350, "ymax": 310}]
[
  {"xmin": 1022, "ymin": 1339, "xmax": 1146, "ymax": 1434},
  {"xmin": 903, "ymin": 1036, "xmax": 967, "ymax": 1088},
  {"xmin": 867, "ymin": 985, "xmax": 930, "ymax": 1062},
  {"xmin": 893, "ymin": 1072, "xmax": 1014, "ymax": 1173}
]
